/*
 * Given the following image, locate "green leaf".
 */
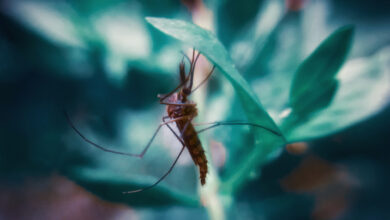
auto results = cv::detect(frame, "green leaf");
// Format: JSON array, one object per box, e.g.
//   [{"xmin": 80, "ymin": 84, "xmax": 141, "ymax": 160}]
[
  {"xmin": 64, "ymin": 167, "xmax": 199, "ymax": 207},
  {"xmin": 288, "ymin": 25, "xmax": 354, "ymax": 120},
  {"xmin": 285, "ymin": 47, "xmax": 390, "ymax": 141},
  {"xmin": 146, "ymin": 17, "xmax": 286, "ymax": 194}
]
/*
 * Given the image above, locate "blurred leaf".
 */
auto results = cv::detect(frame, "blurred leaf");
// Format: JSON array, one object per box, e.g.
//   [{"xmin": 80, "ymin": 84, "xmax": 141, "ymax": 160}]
[
  {"xmin": 232, "ymin": 0, "xmax": 285, "ymax": 77},
  {"xmin": 285, "ymin": 47, "xmax": 390, "ymax": 141},
  {"xmin": 146, "ymin": 17, "xmax": 286, "ymax": 194},
  {"xmin": 3, "ymin": 1, "xmax": 184, "ymax": 82},
  {"xmin": 288, "ymin": 25, "xmax": 354, "ymax": 119},
  {"xmin": 215, "ymin": 0, "xmax": 265, "ymax": 47},
  {"xmin": 229, "ymin": 194, "xmax": 313, "ymax": 219},
  {"xmin": 251, "ymin": 11, "xmax": 304, "ymax": 116},
  {"xmin": 64, "ymin": 167, "xmax": 199, "ymax": 207},
  {"xmin": 69, "ymin": 0, "xmax": 125, "ymax": 16},
  {"xmin": 4, "ymin": 1, "xmax": 85, "ymax": 48}
]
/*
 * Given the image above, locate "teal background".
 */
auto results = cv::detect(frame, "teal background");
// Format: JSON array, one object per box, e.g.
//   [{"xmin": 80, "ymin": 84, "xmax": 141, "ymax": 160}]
[{"xmin": 0, "ymin": 0, "xmax": 389, "ymax": 219}]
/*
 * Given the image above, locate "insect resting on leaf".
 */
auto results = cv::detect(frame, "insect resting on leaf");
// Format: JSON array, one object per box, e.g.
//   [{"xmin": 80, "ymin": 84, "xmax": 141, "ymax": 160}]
[{"xmin": 65, "ymin": 49, "xmax": 281, "ymax": 194}]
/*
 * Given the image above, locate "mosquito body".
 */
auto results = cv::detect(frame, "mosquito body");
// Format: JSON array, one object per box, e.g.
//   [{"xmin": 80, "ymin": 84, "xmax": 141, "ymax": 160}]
[
  {"xmin": 65, "ymin": 49, "xmax": 281, "ymax": 194},
  {"xmin": 157, "ymin": 50, "xmax": 213, "ymax": 186},
  {"xmin": 164, "ymin": 81, "xmax": 208, "ymax": 185}
]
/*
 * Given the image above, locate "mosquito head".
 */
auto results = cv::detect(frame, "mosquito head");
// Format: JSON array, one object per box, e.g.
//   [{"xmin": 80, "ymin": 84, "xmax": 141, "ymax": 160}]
[
  {"xmin": 181, "ymin": 87, "xmax": 191, "ymax": 97},
  {"xmin": 182, "ymin": 87, "xmax": 191, "ymax": 96},
  {"xmin": 177, "ymin": 87, "xmax": 189, "ymax": 102}
]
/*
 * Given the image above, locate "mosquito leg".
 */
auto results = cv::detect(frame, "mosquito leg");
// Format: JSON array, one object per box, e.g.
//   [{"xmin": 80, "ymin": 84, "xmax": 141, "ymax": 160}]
[
  {"xmin": 163, "ymin": 115, "xmax": 194, "ymax": 138},
  {"xmin": 127, "ymin": 116, "xmax": 190, "ymax": 158},
  {"xmin": 65, "ymin": 111, "xmax": 189, "ymax": 158},
  {"xmin": 157, "ymin": 71, "xmax": 195, "ymax": 102},
  {"xmin": 194, "ymin": 121, "xmax": 283, "ymax": 137},
  {"xmin": 123, "ymin": 145, "xmax": 185, "ymax": 194},
  {"xmin": 191, "ymin": 65, "xmax": 216, "ymax": 93},
  {"xmin": 180, "ymin": 51, "xmax": 192, "ymax": 64},
  {"xmin": 188, "ymin": 52, "xmax": 201, "ymax": 91},
  {"xmin": 123, "ymin": 118, "xmax": 189, "ymax": 194},
  {"xmin": 157, "ymin": 81, "xmax": 185, "ymax": 102},
  {"xmin": 190, "ymin": 48, "xmax": 195, "ymax": 68}
]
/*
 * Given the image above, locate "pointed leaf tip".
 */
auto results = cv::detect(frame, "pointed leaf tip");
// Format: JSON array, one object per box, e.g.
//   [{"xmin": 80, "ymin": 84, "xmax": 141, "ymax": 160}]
[{"xmin": 287, "ymin": 25, "xmax": 355, "ymax": 124}]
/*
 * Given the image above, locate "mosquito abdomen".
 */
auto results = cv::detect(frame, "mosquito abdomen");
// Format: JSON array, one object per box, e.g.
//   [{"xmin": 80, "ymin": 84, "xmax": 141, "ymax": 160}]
[{"xmin": 178, "ymin": 121, "xmax": 208, "ymax": 185}]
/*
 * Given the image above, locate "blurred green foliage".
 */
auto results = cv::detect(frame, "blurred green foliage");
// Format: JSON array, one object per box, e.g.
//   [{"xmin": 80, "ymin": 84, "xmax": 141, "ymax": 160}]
[
  {"xmin": 288, "ymin": 26, "xmax": 353, "ymax": 120},
  {"xmin": 1, "ymin": 0, "xmax": 389, "ymax": 219}
]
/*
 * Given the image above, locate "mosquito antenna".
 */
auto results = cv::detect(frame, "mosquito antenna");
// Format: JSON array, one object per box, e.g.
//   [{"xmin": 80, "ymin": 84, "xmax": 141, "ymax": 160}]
[
  {"xmin": 157, "ymin": 71, "xmax": 193, "ymax": 101},
  {"xmin": 158, "ymin": 50, "xmax": 197, "ymax": 101},
  {"xmin": 185, "ymin": 48, "xmax": 196, "ymax": 76},
  {"xmin": 179, "ymin": 59, "xmax": 186, "ymax": 84},
  {"xmin": 191, "ymin": 65, "xmax": 216, "ymax": 93},
  {"xmin": 178, "ymin": 48, "xmax": 201, "ymax": 90}
]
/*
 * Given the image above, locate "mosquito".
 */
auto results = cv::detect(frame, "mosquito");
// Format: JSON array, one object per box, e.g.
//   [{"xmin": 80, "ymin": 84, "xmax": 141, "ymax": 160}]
[{"xmin": 65, "ymin": 49, "xmax": 282, "ymax": 194}]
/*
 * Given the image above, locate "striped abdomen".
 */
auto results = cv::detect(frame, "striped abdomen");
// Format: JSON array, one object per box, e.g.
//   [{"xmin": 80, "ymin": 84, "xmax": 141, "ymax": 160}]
[{"xmin": 176, "ymin": 120, "xmax": 208, "ymax": 185}]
